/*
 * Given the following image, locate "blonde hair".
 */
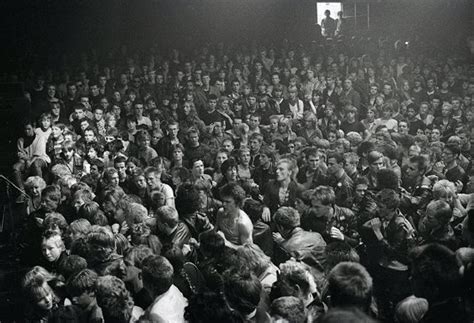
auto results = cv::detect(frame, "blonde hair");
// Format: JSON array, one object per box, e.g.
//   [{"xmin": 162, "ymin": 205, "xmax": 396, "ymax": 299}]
[{"xmin": 395, "ymin": 296, "xmax": 428, "ymax": 323}]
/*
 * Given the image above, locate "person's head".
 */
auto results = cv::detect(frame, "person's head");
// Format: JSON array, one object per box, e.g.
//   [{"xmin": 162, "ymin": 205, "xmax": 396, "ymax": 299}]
[
  {"xmin": 273, "ymin": 207, "xmax": 300, "ymax": 238},
  {"xmin": 432, "ymin": 179, "xmax": 456, "ymax": 204},
  {"xmin": 154, "ymin": 205, "xmax": 179, "ymax": 236},
  {"xmin": 410, "ymin": 244, "xmax": 461, "ymax": 302},
  {"xmin": 325, "ymin": 241, "xmax": 360, "ymax": 273},
  {"xmin": 222, "ymin": 138, "xmax": 234, "ymax": 153},
  {"xmin": 219, "ymin": 182, "xmax": 246, "ymax": 213},
  {"xmin": 442, "ymin": 142, "xmax": 460, "ymax": 165},
  {"xmin": 221, "ymin": 158, "xmax": 238, "ymax": 182},
  {"xmin": 367, "ymin": 150, "xmax": 385, "ymax": 173},
  {"xmin": 270, "ymin": 296, "xmax": 306, "ymax": 323},
  {"xmin": 145, "ymin": 166, "xmax": 163, "ymax": 189},
  {"xmin": 67, "ymin": 269, "xmax": 98, "ymax": 309},
  {"xmin": 394, "ymin": 295, "xmax": 429, "ymax": 323},
  {"xmin": 187, "ymin": 127, "xmax": 200, "ymax": 146},
  {"xmin": 276, "ymin": 158, "xmax": 295, "ymax": 182},
  {"xmin": 141, "ymin": 255, "xmax": 174, "ymax": 297},
  {"xmin": 41, "ymin": 230, "xmax": 65, "ymax": 263},
  {"xmin": 68, "ymin": 218, "xmax": 91, "ymax": 243},
  {"xmin": 423, "ymin": 200, "xmax": 453, "ymax": 233},
  {"xmin": 223, "ymin": 267, "xmax": 262, "ymax": 316},
  {"xmin": 72, "ymin": 188, "xmax": 93, "ymax": 212},
  {"xmin": 405, "ymin": 155, "xmax": 428, "ymax": 179},
  {"xmin": 23, "ymin": 276, "xmax": 56, "ymax": 312},
  {"xmin": 40, "ymin": 185, "xmax": 61, "ymax": 212},
  {"xmin": 376, "ymin": 168, "xmax": 399, "ymax": 190},
  {"xmin": 25, "ymin": 176, "xmax": 47, "ymax": 198},
  {"xmin": 236, "ymin": 243, "xmax": 272, "ymax": 277},
  {"xmin": 175, "ymin": 183, "xmax": 201, "ymax": 215},
  {"xmin": 95, "ymin": 275, "xmax": 135, "ymax": 323},
  {"xmin": 327, "ymin": 152, "xmax": 344, "ymax": 176},
  {"xmin": 327, "ymin": 261, "xmax": 373, "ymax": 311},
  {"xmin": 87, "ymin": 226, "xmax": 116, "ymax": 264},
  {"xmin": 312, "ymin": 185, "xmax": 336, "ymax": 206},
  {"xmin": 375, "ymin": 189, "xmax": 400, "ymax": 218},
  {"xmin": 271, "ymin": 260, "xmax": 317, "ymax": 305}
]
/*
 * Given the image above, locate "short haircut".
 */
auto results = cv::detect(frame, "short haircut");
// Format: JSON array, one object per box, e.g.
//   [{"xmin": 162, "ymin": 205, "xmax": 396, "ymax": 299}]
[
  {"xmin": 67, "ymin": 269, "xmax": 98, "ymax": 297},
  {"xmin": 69, "ymin": 219, "xmax": 92, "ymax": 238},
  {"xmin": 41, "ymin": 185, "xmax": 61, "ymax": 203},
  {"xmin": 142, "ymin": 255, "xmax": 174, "ymax": 296},
  {"xmin": 219, "ymin": 182, "xmax": 246, "ymax": 207},
  {"xmin": 223, "ymin": 267, "xmax": 262, "ymax": 316},
  {"xmin": 409, "ymin": 243, "xmax": 461, "ymax": 301},
  {"xmin": 325, "ymin": 241, "xmax": 360, "ymax": 273},
  {"xmin": 270, "ymin": 296, "xmax": 306, "ymax": 323},
  {"xmin": 95, "ymin": 275, "xmax": 134, "ymax": 323},
  {"xmin": 155, "ymin": 205, "xmax": 179, "ymax": 228},
  {"xmin": 58, "ymin": 255, "xmax": 88, "ymax": 280},
  {"xmin": 273, "ymin": 207, "xmax": 300, "ymax": 229},
  {"xmin": 426, "ymin": 200, "xmax": 452, "ymax": 226},
  {"xmin": 375, "ymin": 188, "xmax": 400, "ymax": 210},
  {"xmin": 327, "ymin": 152, "xmax": 344, "ymax": 164},
  {"xmin": 125, "ymin": 245, "xmax": 155, "ymax": 269},
  {"xmin": 376, "ymin": 169, "xmax": 399, "ymax": 190},
  {"xmin": 313, "ymin": 185, "xmax": 336, "ymax": 205},
  {"xmin": 175, "ymin": 183, "xmax": 201, "ymax": 215},
  {"xmin": 327, "ymin": 262, "xmax": 373, "ymax": 310}
]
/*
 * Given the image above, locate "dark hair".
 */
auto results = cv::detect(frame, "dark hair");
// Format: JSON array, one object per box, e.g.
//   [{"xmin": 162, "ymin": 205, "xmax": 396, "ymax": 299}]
[
  {"xmin": 270, "ymin": 296, "xmax": 306, "ymax": 323},
  {"xmin": 142, "ymin": 255, "xmax": 174, "ymax": 296},
  {"xmin": 242, "ymin": 199, "xmax": 264, "ymax": 224},
  {"xmin": 175, "ymin": 183, "xmax": 201, "ymax": 215},
  {"xmin": 409, "ymin": 243, "xmax": 461, "ymax": 302},
  {"xmin": 223, "ymin": 267, "xmax": 262, "ymax": 316},
  {"xmin": 327, "ymin": 262, "xmax": 373, "ymax": 311},
  {"xmin": 376, "ymin": 168, "xmax": 399, "ymax": 190},
  {"xmin": 58, "ymin": 255, "xmax": 87, "ymax": 281},
  {"xmin": 219, "ymin": 182, "xmax": 246, "ymax": 207},
  {"xmin": 67, "ymin": 269, "xmax": 98, "ymax": 297}
]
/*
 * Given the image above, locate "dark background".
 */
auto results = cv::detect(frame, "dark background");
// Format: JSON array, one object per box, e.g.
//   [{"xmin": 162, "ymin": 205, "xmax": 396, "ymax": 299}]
[{"xmin": 0, "ymin": 0, "xmax": 473, "ymax": 65}]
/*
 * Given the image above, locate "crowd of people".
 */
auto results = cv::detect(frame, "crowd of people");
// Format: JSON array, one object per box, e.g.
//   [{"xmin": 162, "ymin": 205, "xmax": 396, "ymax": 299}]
[{"xmin": 7, "ymin": 28, "xmax": 474, "ymax": 323}]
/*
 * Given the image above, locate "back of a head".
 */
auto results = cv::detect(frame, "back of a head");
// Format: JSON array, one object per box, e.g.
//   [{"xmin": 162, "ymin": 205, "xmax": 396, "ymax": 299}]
[
  {"xmin": 270, "ymin": 296, "xmax": 306, "ymax": 323},
  {"xmin": 409, "ymin": 243, "xmax": 461, "ymax": 302},
  {"xmin": 325, "ymin": 241, "xmax": 360, "ymax": 273},
  {"xmin": 394, "ymin": 295, "xmax": 429, "ymax": 323},
  {"xmin": 141, "ymin": 255, "xmax": 174, "ymax": 297},
  {"xmin": 327, "ymin": 262, "xmax": 373, "ymax": 311},
  {"xmin": 95, "ymin": 275, "xmax": 134, "ymax": 323},
  {"xmin": 223, "ymin": 267, "xmax": 262, "ymax": 316}
]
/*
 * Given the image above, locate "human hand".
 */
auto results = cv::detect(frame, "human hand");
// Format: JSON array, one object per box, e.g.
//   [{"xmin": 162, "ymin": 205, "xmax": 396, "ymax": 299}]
[
  {"xmin": 370, "ymin": 218, "xmax": 382, "ymax": 232},
  {"xmin": 262, "ymin": 207, "xmax": 271, "ymax": 222},
  {"xmin": 272, "ymin": 232, "xmax": 284, "ymax": 243},
  {"xmin": 455, "ymin": 180, "xmax": 464, "ymax": 193},
  {"xmin": 330, "ymin": 227, "xmax": 345, "ymax": 240},
  {"xmin": 120, "ymin": 221, "xmax": 129, "ymax": 235}
]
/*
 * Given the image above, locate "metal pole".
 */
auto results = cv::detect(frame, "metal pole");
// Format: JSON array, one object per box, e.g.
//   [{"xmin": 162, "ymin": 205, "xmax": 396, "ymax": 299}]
[
  {"xmin": 354, "ymin": 2, "xmax": 357, "ymax": 30},
  {"xmin": 367, "ymin": 2, "xmax": 370, "ymax": 29}
]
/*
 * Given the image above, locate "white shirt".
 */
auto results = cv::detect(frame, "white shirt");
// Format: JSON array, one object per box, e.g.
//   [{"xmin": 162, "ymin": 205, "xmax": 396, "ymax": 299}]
[{"xmin": 148, "ymin": 285, "xmax": 188, "ymax": 323}]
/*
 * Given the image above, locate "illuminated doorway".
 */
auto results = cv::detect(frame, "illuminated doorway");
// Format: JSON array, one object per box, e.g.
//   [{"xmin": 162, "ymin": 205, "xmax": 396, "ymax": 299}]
[{"xmin": 316, "ymin": 2, "xmax": 342, "ymax": 26}]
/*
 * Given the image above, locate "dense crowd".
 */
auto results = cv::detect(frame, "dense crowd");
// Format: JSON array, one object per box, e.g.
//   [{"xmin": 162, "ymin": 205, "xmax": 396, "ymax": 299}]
[{"xmin": 8, "ymin": 28, "xmax": 474, "ymax": 323}]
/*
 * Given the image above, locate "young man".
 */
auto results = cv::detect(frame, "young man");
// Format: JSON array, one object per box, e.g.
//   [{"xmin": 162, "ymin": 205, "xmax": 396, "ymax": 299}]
[
  {"xmin": 66, "ymin": 269, "xmax": 103, "ymax": 322},
  {"xmin": 142, "ymin": 255, "xmax": 188, "ymax": 323},
  {"xmin": 215, "ymin": 182, "xmax": 253, "ymax": 248}
]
